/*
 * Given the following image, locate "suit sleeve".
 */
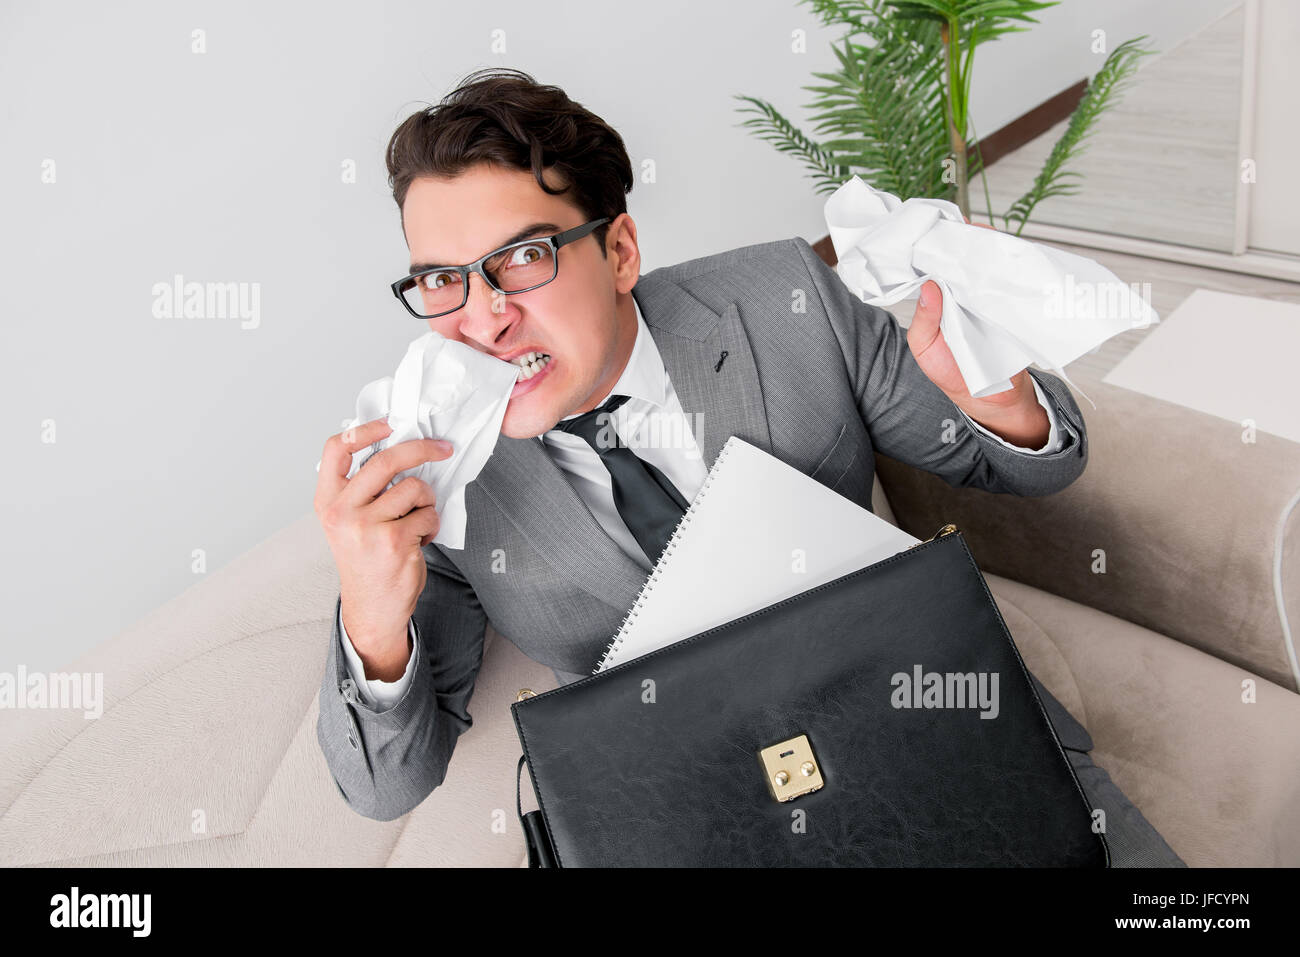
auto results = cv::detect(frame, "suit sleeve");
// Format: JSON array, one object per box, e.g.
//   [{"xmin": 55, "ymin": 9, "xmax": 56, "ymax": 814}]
[
  {"xmin": 792, "ymin": 237, "xmax": 1088, "ymax": 497},
  {"xmin": 958, "ymin": 375, "xmax": 1064, "ymax": 455},
  {"xmin": 316, "ymin": 543, "xmax": 487, "ymax": 821},
  {"xmin": 338, "ymin": 611, "xmax": 419, "ymax": 710}
]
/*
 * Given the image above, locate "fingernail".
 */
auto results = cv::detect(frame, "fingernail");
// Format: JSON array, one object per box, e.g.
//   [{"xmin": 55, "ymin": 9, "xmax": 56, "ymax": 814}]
[
  {"xmin": 433, "ymin": 440, "xmax": 453, "ymax": 454},
  {"xmin": 919, "ymin": 282, "xmax": 935, "ymax": 307}
]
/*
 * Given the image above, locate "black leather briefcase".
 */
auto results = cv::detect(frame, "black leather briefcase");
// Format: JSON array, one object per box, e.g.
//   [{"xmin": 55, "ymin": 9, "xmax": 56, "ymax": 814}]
[{"xmin": 512, "ymin": 524, "xmax": 1109, "ymax": 868}]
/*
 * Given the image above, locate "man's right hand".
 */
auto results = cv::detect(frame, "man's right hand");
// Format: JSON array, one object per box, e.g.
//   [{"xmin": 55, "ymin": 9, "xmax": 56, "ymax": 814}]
[{"xmin": 314, "ymin": 418, "xmax": 454, "ymax": 682}]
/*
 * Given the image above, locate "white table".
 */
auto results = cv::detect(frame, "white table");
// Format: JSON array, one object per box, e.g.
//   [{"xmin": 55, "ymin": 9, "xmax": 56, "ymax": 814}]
[{"xmin": 1103, "ymin": 289, "xmax": 1300, "ymax": 444}]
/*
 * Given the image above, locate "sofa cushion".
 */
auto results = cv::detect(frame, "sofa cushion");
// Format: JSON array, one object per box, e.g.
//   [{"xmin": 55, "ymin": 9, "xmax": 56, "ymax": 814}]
[
  {"xmin": 874, "ymin": 372, "xmax": 1300, "ymax": 694},
  {"xmin": 986, "ymin": 572, "xmax": 1300, "ymax": 867}
]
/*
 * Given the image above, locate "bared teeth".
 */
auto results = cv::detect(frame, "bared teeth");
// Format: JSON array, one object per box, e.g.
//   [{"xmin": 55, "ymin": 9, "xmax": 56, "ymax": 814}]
[
  {"xmin": 510, "ymin": 350, "xmax": 549, "ymax": 365},
  {"xmin": 514, "ymin": 352, "xmax": 553, "ymax": 380}
]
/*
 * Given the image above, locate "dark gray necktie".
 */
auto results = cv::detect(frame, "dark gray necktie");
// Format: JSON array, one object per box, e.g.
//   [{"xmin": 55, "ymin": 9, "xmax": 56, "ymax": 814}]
[{"xmin": 549, "ymin": 394, "xmax": 689, "ymax": 566}]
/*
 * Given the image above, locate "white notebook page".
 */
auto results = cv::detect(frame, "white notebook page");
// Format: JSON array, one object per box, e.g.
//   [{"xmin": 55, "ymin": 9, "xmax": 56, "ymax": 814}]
[{"xmin": 597, "ymin": 436, "xmax": 921, "ymax": 672}]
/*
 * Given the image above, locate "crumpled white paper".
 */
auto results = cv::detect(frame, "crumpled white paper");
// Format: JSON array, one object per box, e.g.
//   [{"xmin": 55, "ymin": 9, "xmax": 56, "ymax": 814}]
[
  {"xmin": 823, "ymin": 175, "xmax": 1159, "ymax": 406},
  {"xmin": 321, "ymin": 332, "xmax": 519, "ymax": 549}
]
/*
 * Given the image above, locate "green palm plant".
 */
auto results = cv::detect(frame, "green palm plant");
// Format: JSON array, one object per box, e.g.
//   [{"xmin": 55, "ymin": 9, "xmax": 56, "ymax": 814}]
[{"xmin": 735, "ymin": 0, "xmax": 1153, "ymax": 235}]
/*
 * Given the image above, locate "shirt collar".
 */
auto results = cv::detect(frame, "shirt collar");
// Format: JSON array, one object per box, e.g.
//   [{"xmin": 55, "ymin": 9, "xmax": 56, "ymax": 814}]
[{"xmin": 538, "ymin": 296, "xmax": 667, "ymax": 440}]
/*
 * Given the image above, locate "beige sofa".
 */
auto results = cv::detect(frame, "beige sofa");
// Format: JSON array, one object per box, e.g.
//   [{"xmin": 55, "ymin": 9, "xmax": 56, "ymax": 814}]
[{"xmin": 3, "ymin": 371, "xmax": 1297, "ymax": 868}]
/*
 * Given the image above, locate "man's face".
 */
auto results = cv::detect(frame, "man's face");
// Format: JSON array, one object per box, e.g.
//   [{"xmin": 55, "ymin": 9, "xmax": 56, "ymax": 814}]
[{"xmin": 401, "ymin": 163, "xmax": 639, "ymax": 439}]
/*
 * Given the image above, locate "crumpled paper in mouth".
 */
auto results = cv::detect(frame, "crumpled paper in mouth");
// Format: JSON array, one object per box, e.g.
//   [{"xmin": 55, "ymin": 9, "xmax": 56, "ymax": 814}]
[
  {"xmin": 823, "ymin": 175, "xmax": 1159, "ymax": 405},
  {"xmin": 318, "ymin": 331, "xmax": 520, "ymax": 549}
]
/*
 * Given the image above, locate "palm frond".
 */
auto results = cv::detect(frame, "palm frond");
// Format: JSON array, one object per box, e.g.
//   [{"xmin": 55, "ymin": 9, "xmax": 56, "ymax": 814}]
[
  {"xmin": 732, "ymin": 95, "xmax": 849, "ymax": 195},
  {"xmin": 735, "ymin": 0, "xmax": 1142, "ymax": 229},
  {"xmin": 1004, "ymin": 35, "xmax": 1154, "ymax": 233}
]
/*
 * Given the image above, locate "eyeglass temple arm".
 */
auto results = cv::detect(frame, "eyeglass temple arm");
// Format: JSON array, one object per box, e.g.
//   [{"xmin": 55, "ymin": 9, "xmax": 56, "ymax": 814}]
[{"xmin": 553, "ymin": 217, "xmax": 610, "ymax": 249}]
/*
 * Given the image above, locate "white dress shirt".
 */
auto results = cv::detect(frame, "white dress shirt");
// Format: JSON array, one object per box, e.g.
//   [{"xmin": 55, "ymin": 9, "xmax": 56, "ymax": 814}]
[{"xmin": 339, "ymin": 296, "xmax": 1064, "ymax": 709}]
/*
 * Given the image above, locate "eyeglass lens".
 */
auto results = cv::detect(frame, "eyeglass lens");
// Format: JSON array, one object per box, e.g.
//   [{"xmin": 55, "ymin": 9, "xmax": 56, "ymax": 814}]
[{"xmin": 400, "ymin": 240, "xmax": 557, "ymax": 318}]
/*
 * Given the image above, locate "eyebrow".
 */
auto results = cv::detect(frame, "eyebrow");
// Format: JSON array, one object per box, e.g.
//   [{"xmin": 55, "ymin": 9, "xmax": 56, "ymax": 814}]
[{"xmin": 408, "ymin": 222, "xmax": 562, "ymax": 275}]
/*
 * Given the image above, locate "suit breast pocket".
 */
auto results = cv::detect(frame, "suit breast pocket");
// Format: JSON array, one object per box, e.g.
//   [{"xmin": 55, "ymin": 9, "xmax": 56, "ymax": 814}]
[{"xmin": 807, "ymin": 422, "xmax": 862, "ymax": 492}]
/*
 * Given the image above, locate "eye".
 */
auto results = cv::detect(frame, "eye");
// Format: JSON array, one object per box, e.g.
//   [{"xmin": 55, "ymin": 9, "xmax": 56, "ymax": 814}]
[
  {"xmin": 419, "ymin": 270, "xmax": 459, "ymax": 290},
  {"xmin": 506, "ymin": 243, "xmax": 546, "ymax": 267}
]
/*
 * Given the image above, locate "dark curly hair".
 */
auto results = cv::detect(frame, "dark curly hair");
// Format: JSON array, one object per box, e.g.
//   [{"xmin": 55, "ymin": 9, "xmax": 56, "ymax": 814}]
[{"xmin": 385, "ymin": 68, "xmax": 634, "ymax": 254}]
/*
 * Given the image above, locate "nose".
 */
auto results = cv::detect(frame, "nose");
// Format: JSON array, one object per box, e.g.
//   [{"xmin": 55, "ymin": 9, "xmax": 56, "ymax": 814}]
[{"xmin": 455, "ymin": 269, "xmax": 515, "ymax": 348}]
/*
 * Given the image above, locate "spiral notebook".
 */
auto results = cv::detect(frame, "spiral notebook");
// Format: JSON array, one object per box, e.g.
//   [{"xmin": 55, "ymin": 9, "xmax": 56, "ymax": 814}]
[{"xmin": 596, "ymin": 436, "xmax": 921, "ymax": 672}]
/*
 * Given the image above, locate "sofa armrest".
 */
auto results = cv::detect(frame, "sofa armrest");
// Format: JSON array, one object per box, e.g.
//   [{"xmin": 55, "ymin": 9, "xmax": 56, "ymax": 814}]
[
  {"xmin": 873, "ymin": 372, "xmax": 1300, "ymax": 692},
  {"xmin": 0, "ymin": 510, "xmax": 558, "ymax": 866}
]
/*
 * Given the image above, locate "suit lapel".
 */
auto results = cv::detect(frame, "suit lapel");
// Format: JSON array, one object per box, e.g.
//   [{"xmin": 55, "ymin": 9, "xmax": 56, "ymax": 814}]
[
  {"xmin": 636, "ymin": 279, "xmax": 773, "ymax": 470},
  {"xmin": 472, "ymin": 269, "xmax": 772, "ymax": 611}
]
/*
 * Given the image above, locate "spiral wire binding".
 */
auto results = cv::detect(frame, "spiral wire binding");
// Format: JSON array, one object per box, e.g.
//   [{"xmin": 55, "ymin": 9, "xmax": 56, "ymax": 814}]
[{"xmin": 593, "ymin": 436, "xmax": 742, "ymax": 674}]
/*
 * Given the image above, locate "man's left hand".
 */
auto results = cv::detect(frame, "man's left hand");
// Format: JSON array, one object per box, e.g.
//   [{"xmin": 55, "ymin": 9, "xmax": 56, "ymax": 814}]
[{"xmin": 905, "ymin": 218, "xmax": 1051, "ymax": 449}]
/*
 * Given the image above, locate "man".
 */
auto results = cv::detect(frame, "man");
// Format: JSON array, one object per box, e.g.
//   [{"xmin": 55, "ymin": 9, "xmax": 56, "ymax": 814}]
[{"xmin": 313, "ymin": 68, "xmax": 1182, "ymax": 866}]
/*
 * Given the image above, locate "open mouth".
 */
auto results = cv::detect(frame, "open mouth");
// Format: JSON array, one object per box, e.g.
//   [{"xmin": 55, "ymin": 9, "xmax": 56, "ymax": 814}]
[{"xmin": 510, "ymin": 351, "xmax": 553, "ymax": 381}]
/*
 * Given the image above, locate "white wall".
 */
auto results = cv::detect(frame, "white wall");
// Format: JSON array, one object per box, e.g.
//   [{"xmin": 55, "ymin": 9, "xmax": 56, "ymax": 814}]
[
  {"xmin": 1247, "ymin": 0, "xmax": 1300, "ymax": 255},
  {"xmin": 1, "ymin": 0, "xmax": 1237, "ymax": 671}
]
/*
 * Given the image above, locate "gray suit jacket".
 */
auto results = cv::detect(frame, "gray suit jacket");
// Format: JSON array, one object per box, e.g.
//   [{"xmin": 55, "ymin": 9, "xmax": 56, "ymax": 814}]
[{"xmin": 316, "ymin": 236, "xmax": 1088, "ymax": 821}]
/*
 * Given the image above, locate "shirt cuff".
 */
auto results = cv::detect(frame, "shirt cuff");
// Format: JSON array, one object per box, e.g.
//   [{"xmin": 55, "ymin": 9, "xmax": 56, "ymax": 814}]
[
  {"xmin": 338, "ymin": 608, "xmax": 418, "ymax": 711},
  {"xmin": 959, "ymin": 375, "xmax": 1064, "ymax": 455}
]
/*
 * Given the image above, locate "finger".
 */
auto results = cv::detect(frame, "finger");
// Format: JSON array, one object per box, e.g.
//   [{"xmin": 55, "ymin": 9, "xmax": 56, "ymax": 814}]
[
  {"xmin": 393, "ymin": 504, "xmax": 441, "ymax": 548},
  {"xmin": 367, "ymin": 474, "xmax": 437, "ymax": 523},
  {"xmin": 912, "ymin": 280, "xmax": 942, "ymax": 322},
  {"xmin": 345, "ymin": 437, "xmax": 453, "ymax": 506},
  {"xmin": 907, "ymin": 281, "xmax": 944, "ymax": 358},
  {"xmin": 316, "ymin": 417, "xmax": 393, "ymax": 507}
]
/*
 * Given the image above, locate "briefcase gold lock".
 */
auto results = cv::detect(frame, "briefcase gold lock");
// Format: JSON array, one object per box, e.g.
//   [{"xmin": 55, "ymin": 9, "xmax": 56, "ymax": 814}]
[{"xmin": 758, "ymin": 733, "xmax": 824, "ymax": 803}]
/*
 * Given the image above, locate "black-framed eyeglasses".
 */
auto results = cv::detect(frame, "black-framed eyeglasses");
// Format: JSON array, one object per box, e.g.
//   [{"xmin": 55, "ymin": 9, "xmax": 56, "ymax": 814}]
[{"xmin": 391, "ymin": 217, "xmax": 611, "ymax": 320}]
